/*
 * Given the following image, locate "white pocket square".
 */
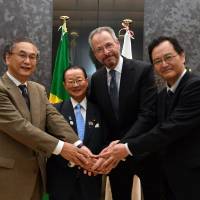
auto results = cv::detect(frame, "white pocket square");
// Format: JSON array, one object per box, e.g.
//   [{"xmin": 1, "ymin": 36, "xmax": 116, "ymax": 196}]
[{"xmin": 95, "ymin": 123, "xmax": 100, "ymax": 128}]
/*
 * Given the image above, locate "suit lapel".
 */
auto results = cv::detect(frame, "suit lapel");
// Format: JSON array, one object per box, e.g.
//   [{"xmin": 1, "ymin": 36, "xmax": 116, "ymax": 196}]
[
  {"xmin": 84, "ymin": 101, "xmax": 92, "ymax": 144},
  {"xmin": 158, "ymin": 90, "xmax": 167, "ymax": 122},
  {"xmin": 159, "ymin": 71, "xmax": 190, "ymax": 119},
  {"xmin": 27, "ymin": 82, "xmax": 41, "ymax": 126},
  {"xmin": 2, "ymin": 74, "xmax": 31, "ymax": 121},
  {"xmin": 169, "ymin": 71, "xmax": 190, "ymax": 112},
  {"xmin": 119, "ymin": 59, "xmax": 134, "ymax": 114},
  {"xmin": 60, "ymin": 100, "xmax": 77, "ymax": 134},
  {"xmin": 102, "ymin": 68, "xmax": 112, "ymax": 104}
]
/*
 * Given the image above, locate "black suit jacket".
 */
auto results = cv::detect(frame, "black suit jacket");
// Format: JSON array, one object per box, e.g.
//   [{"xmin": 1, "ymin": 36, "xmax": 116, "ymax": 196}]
[
  {"xmin": 89, "ymin": 57, "xmax": 157, "ymax": 143},
  {"xmin": 47, "ymin": 99, "xmax": 105, "ymax": 200},
  {"xmin": 123, "ymin": 71, "xmax": 200, "ymax": 199}
]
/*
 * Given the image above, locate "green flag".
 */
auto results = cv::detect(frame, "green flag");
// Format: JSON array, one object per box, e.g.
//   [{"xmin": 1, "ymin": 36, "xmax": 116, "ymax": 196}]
[{"xmin": 49, "ymin": 21, "xmax": 70, "ymax": 103}]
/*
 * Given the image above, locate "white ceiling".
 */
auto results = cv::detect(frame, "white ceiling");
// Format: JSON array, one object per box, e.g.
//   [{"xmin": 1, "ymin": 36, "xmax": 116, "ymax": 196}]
[{"xmin": 53, "ymin": 0, "xmax": 144, "ymax": 31}]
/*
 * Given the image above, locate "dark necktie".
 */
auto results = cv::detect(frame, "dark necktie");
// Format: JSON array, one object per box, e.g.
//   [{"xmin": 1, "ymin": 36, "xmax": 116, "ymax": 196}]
[
  {"xmin": 165, "ymin": 90, "xmax": 174, "ymax": 117},
  {"xmin": 18, "ymin": 84, "xmax": 30, "ymax": 109},
  {"xmin": 109, "ymin": 70, "xmax": 119, "ymax": 118},
  {"xmin": 74, "ymin": 104, "xmax": 85, "ymax": 141}
]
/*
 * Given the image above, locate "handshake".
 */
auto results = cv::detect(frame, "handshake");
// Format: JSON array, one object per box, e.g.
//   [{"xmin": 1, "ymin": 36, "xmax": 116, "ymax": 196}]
[{"xmin": 60, "ymin": 140, "xmax": 129, "ymax": 175}]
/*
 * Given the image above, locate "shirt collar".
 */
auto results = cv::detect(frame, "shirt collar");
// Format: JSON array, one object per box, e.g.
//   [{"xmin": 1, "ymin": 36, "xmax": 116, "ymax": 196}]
[
  {"xmin": 71, "ymin": 97, "xmax": 87, "ymax": 110},
  {"xmin": 106, "ymin": 56, "xmax": 123, "ymax": 74},
  {"xmin": 6, "ymin": 71, "xmax": 27, "ymax": 87},
  {"xmin": 167, "ymin": 69, "xmax": 186, "ymax": 93}
]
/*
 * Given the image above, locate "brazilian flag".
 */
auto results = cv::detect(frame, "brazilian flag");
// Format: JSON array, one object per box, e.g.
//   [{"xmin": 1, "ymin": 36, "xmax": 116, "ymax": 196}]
[{"xmin": 49, "ymin": 21, "xmax": 70, "ymax": 103}]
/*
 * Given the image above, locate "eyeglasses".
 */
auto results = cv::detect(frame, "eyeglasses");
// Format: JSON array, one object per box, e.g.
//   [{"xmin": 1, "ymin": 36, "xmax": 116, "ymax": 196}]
[
  {"xmin": 10, "ymin": 51, "xmax": 38, "ymax": 62},
  {"xmin": 94, "ymin": 42, "xmax": 114, "ymax": 54},
  {"xmin": 66, "ymin": 79, "xmax": 85, "ymax": 86},
  {"xmin": 153, "ymin": 54, "xmax": 177, "ymax": 66}
]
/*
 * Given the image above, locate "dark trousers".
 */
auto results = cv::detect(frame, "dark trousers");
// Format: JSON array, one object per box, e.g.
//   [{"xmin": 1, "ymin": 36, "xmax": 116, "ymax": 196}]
[{"xmin": 109, "ymin": 154, "xmax": 161, "ymax": 200}]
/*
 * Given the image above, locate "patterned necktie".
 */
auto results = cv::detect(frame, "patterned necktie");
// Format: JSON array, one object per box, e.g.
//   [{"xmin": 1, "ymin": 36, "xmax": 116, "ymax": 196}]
[
  {"xmin": 74, "ymin": 104, "xmax": 85, "ymax": 141},
  {"xmin": 109, "ymin": 69, "xmax": 119, "ymax": 117},
  {"xmin": 18, "ymin": 84, "xmax": 30, "ymax": 109}
]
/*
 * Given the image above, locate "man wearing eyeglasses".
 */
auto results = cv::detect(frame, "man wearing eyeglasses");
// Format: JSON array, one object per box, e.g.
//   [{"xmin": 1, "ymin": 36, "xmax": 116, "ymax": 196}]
[
  {"xmin": 0, "ymin": 38, "xmax": 92, "ymax": 200},
  {"xmin": 88, "ymin": 26, "xmax": 160, "ymax": 200},
  {"xmin": 47, "ymin": 66, "xmax": 106, "ymax": 200},
  {"xmin": 101, "ymin": 36, "xmax": 200, "ymax": 200}
]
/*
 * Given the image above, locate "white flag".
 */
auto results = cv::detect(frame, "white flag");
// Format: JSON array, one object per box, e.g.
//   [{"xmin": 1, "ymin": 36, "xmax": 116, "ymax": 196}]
[{"xmin": 122, "ymin": 30, "xmax": 132, "ymax": 59}]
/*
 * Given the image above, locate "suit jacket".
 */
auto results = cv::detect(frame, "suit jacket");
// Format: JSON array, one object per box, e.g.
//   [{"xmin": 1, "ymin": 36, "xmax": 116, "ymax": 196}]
[
  {"xmin": 47, "ymin": 99, "xmax": 105, "ymax": 200},
  {"xmin": 0, "ymin": 73, "xmax": 78, "ymax": 200},
  {"xmin": 124, "ymin": 71, "xmax": 200, "ymax": 199},
  {"xmin": 89, "ymin": 57, "xmax": 160, "ymax": 200},
  {"xmin": 89, "ymin": 57, "xmax": 157, "ymax": 145}
]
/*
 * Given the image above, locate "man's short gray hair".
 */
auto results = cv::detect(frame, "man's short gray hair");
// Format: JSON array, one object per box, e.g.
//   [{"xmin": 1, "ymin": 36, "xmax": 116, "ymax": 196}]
[{"xmin": 88, "ymin": 26, "xmax": 118, "ymax": 50}]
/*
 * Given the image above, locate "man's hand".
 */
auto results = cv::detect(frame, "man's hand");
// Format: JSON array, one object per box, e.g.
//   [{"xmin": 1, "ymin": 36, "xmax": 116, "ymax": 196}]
[
  {"xmin": 96, "ymin": 143, "xmax": 129, "ymax": 173},
  {"xmin": 100, "ymin": 140, "xmax": 120, "ymax": 154},
  {"xmin": 60, "ymin": 142, "xmax": 90, "ymax": 168},
  {"xmin": 80, "ymin": 145, "xmax": 99, "ymax": 175}
]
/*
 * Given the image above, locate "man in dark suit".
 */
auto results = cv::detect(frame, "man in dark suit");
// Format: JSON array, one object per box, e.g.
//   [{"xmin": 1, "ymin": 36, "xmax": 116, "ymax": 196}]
[
  {"xmin": 88, "ymin": 26, "xmax": 160, "ymax": 200},
  {"xmin": 101, "ymin": 36, "xmax": 200, "ymax": 200},
  {"xmin": 0, "ymin": 38, "xmax": 91, "ymax": 200},
  {"xmin": 47, "ymin": 66, "xmax": 106, "ymax": 200}
]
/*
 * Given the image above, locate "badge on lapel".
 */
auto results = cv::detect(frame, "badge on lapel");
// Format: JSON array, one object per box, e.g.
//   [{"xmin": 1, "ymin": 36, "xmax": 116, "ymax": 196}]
[
  {"xmin": 88, "ymin": 119, "xmax": 100, "ymax": 128},
  {"xmin": 68, "ymin": 116, "xmax": 74, "ymax": 125}
]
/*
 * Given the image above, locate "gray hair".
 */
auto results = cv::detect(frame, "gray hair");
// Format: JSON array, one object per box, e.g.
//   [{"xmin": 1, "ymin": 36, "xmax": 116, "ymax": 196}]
[
  {"xmin": 88, "ymin": 26, "xmax": 118, "ymax": 50},
  {"xmin": 3, "ymin": 37, "xmax": 40, "ymax": 62}
]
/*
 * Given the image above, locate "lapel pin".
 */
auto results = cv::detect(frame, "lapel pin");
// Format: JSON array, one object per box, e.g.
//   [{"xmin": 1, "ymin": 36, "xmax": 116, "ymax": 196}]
[{"xmin": 88, "ymin": 121, "xmax": 94, "ymax": 126}]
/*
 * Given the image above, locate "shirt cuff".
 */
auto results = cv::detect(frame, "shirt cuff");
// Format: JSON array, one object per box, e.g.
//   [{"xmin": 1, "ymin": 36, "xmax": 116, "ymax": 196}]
[
  {"xmin": 52, "ymin": 140, "xmax": 64, "ymax": 155},
  {"xmin": 74, "ymin": 140, "xmax": 83, "ymax": 147},
  {"xmin": 125, "ymin": 143, "xmax": 133, "ymax": 156}
]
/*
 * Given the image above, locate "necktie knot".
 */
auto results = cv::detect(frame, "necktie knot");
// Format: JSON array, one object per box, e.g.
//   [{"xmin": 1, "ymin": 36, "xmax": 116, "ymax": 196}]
[
  {"xmin": 109, "ymin": 69, "xmax": 116, "ymax": 77},
  {"xmin": 167, "ymin": 90, "xmax": 174, "ymax": 97},
  {"xmin": 18, "ymin": 84, "xmax": 28, "ymax": 93},
  {"xmin": 75, "ymin": 104, "xmax": 81, "ymax": 110}
]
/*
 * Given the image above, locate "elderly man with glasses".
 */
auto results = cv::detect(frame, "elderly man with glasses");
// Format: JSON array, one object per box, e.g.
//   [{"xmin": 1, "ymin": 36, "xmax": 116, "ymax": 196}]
[{"xmin": 0, "ymin": 38, "xmax": 92, "ymax": 200}]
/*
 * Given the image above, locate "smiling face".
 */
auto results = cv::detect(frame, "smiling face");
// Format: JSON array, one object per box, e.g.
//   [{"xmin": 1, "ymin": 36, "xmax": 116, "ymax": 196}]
[
  {"xmin": 5, "ymin": 42, "xmax": 38, "ymax": 83},
  {"xmin": 64, "ymin": 68, "xmax": 88, "ymax": 102},
  {"xmin": 91, "ymin": 30, "xmax": 120, "ymax": 69},
  {"xmin": 152, "ymin": 40, "xmax": 185, "ymax": 86}
]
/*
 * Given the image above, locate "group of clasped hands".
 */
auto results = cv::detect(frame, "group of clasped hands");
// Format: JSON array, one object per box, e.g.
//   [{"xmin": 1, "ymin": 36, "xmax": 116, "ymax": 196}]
[{"xmin": 65, "ymin": 140, "xmax": 128, "ymax": 176}]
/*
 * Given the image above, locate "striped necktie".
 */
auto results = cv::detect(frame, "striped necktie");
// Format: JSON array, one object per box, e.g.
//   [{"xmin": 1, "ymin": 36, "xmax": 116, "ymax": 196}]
[{"xmin": 18, "ymin": 84, "xmax": 30, "ymax": 109}]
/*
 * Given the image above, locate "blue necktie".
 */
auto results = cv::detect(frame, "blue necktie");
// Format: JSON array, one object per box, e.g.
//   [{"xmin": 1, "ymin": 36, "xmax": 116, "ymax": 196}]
[
  {"xmin": 109, "ymin": 70, "xmax": 119, "ymax": 117},
  {"xmin": 75, "ymin": 104, "xmax": 85, "ymax": 141}
]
